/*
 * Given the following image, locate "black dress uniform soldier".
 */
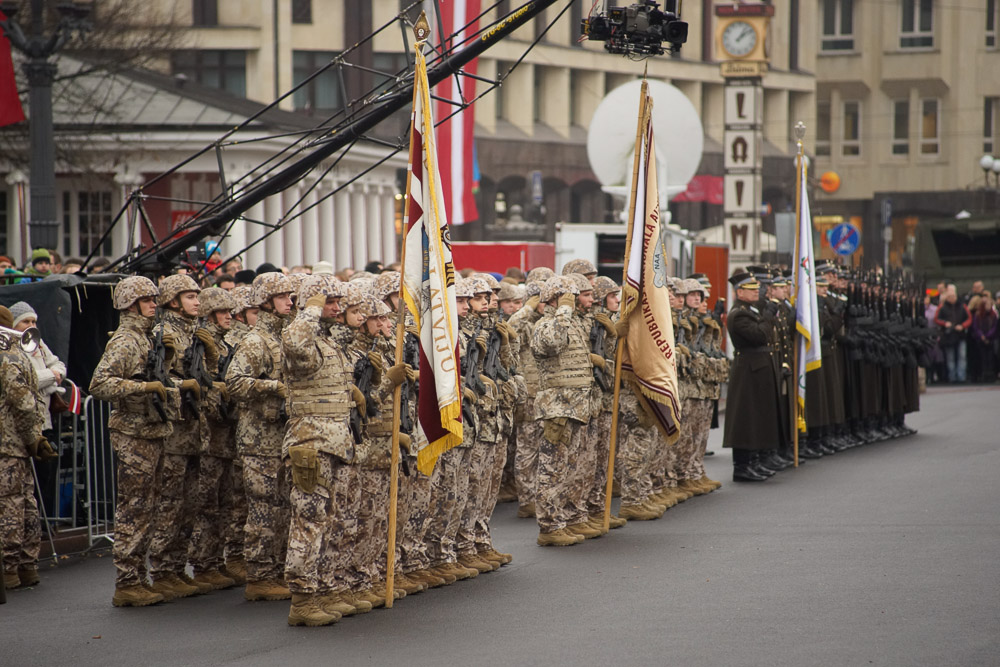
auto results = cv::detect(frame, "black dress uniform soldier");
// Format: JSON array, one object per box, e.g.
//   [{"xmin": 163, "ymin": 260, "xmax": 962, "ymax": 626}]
[{"xmin": 722, "ymin": 271, "xmax": 785, "ymax": 482}]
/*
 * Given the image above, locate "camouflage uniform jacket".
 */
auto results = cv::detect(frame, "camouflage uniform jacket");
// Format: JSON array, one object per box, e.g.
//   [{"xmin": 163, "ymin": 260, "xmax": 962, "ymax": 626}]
[
  {"xmin": 226, "ymin": 310, "xmax": 287, "ymax": 457},
  {"xmin": 508, "ymin": 303, "xmax": 542, "ymax": 400},
  {"xmin": 154, "ymin": 309, "xmax": 205, "ymax": 455},
  {"xmin": 530, "ymin": 303, "xmax": 594, "ymax": 424},
  {"xmin": 475, "ymin": 313, "xmax": 503, "ymax": 445},
  {"xmin": 592, "ymin": 305, "xmax": 618, "ymax": 412},
  {"xmin": 0, "ymin": 348, "xmax": 43, "ymax": 457},
  {"xmin": 282, "ymin": 307, "xmax": 355, "ymax": 463},
  {"xmin": 224, "ymin": 320, "xmax": 250, "ymax": 349},
  {"xmin": 457, "ymin": 314, "xmax": 481, "ymax": 446},
  {"xmin": 89, "ymin": 312, "xmax": 178, "ymax": 439},
  {"xmin": 202, "ymin": 321, "xmax": 236, "ymax": 457},
  {"xmin": 345, "ymin": 327, "xmax": 395, "ymax": 466}
]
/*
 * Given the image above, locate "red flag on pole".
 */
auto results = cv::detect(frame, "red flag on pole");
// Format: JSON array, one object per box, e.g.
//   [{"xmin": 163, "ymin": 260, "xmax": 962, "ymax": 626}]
[
  {"xmin": 0, "ymin": 11, "xmax": 26, "ymax": 128},
  {"xmin": 431, "ymin": 1, "xmax": 480, "ymax": 226}
]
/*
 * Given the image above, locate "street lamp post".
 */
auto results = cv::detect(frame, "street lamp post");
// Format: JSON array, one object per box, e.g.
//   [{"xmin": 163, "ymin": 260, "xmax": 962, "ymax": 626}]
[{"xmin": 0, "ymin": 0, "xmax": 91, "ymax": 252}]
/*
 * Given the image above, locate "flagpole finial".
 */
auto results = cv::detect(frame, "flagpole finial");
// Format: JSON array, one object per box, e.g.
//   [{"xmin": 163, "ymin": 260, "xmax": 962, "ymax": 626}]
[
  {"xmin": 414, "ymin": 11, "xmax": 431, "ymax": 44},
  {"xmin": 794, "ymin": 121, "xmax": 806, "ymax": 142}
]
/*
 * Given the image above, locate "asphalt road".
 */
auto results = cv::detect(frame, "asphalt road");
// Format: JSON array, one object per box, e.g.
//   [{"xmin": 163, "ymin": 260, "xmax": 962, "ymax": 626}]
[{"xmin": 4, "ymin": 386, "xmax": 999, "ymax": 667}]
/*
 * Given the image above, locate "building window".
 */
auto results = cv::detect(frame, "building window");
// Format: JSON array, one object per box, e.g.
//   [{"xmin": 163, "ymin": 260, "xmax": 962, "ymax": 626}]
[
  {"xmin": 900, "ymin": 0, "xmax": 933, "ymax": 49},
  {"xmin": 816, "ymin": 100, "xmax": 831, "ymax": 156},
  {"xmin": 920, "ymin": 98, "xmax": 939, "ymax": 155},
  {"xmin": 985, "ymin": 97, "xmax": 999, "ymax": 153},
  {"xmin": 292, "ymin": 0, "xmax": 312, "ymax": 24},
  {"xmin": 62, "ymin": 190, "xmax": 113, "ymax": 258},
  {"xmin": 892, "ymin": 99, "xmax": 909, "ymax": 155},
  {"xmin": 172, "ymin": 50, "xmax": 247, "ymax": 97},
  {"xmin": 191, "ymin": 0, "xmax": 218, "ymax": 26},
  {"xmin": 821, "ymin": 0, "xmax": 854, "ymax": 51},
  {"xmin": 842, "ymin": 101, "xmax": 860, "ymax": 156},
  {"xmin": 292, "ymin": 51, "xmax": 343, "ymax": 114},
  {"xmin": 988, "ymin": 0, "xmax": 997, "ymax": 48}
]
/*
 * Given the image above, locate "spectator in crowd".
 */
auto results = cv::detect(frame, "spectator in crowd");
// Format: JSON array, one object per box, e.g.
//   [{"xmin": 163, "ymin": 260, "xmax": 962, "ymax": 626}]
[
  {"xmin": 256, "ymin": 262, "xmax": 280, "ymax": 275},
  {"xmin": 336, "ymin": 267, "xmax": 355, "ymax": 281},
  {"xmin": 89, "ymin": 257, "xmax": 111, "ymax": 273},
  {"xmin": 289, "ymin": 265, "xmax": 311, "ymax": 275},
  {"xmin": 383, "ymin": 261, "xmax": 401, "ymax": 272},
  {"xmin": 312, "ymin": 261, "xmax": 334, "ymax": 275},
  {"xmin": 203, "ymin": 242, "xmax": 224, "ymax": 274},
  {"xmin": 504, "ymin": 266, "xmax": 526, "ymax": 282},
  {"xmin": 234, "ymin": 269, "xmax": 256, "ymax": 286},
  {"xmin": 962, "ymin": 281, "xmax": 984, "ymax": 305},
  {"xmin": 48, "ymin": 251, "xmax": 63, "ymax": 274},
  {"xmin": 364, "ymin": 260, "xmax": 384, "ymax": 274},
  {"xmin": 9, "ymin": 302, "xmax": 66, "ymax": 431},
  {"xmin": 22, "ymin": 249, "xmax": 52, "ymax": 279},
  {"xmin": 924, "ymin": 291, "xmax": 947, "ymax": 384},
  {"xmin": 459, "ymin": 267, "xmax": 476, "ymax": 279},
  {"xmin": 0, "ymin": 255, "xmax": 13, "ymax": 271},
  {"xmin": 223, "ymin": 258, "xmax": 243, "ymax": 275},
  {"xmin": 62, "ymin": 258, "xmax": 84, "ymax": 274},
  {"xmin": 934, "ymin": 284, "xmax": 972, "ymax": 383},
  {"xmin": 214, "ymin": 274, "xmax": 236, "ymax": 291},
  {"xmin": 970, "ymin": 292, "xmax": 998, "ymax": 384}
]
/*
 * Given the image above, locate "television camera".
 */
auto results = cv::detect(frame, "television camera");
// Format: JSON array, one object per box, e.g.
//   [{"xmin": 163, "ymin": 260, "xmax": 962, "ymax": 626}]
[{"xmin": 581, "ymin": 1, "xmax": 688, "ymax": 57}]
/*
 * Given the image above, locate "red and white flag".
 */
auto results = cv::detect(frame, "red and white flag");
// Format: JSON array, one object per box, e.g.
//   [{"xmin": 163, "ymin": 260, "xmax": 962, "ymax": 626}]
[
  {"xmin": 0, "ymin": 10, "xmax": 26, "ymax": 128},
  {"xmin": 401, "ymin": 38, "xmax": 463, "ymax": 475},
  {"xmin": 430, "ymin": 1, "xmax": 480, "ymax": 225}
]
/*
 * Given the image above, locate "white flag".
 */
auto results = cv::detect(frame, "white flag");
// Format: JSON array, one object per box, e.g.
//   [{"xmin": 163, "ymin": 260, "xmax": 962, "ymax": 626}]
[{"xmin": 794, "ymin": 155, "xmax": 822, "ymax": 431}]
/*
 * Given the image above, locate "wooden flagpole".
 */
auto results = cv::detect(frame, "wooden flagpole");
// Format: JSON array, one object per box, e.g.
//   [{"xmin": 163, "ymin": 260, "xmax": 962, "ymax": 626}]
[
  {"xmin": 603, "ymin": 79, "xmax": 650, "ymax": 532},
  {"xmin": 385, "ymin": 13, "xmax": 430, "ymax": 609},
  {"xmin": 791, "ymin": 122, "xmax": 805, "ymax": 468}
]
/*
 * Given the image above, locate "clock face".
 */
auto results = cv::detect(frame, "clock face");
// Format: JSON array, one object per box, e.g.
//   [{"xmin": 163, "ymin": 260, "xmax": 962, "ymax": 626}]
[{"xmin": 722, "ymin": 21, "xmax": 758, "ymax": 58}]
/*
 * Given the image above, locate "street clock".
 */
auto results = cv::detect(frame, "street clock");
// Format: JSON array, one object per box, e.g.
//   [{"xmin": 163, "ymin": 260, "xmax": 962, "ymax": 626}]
[
  {"xmin": 715, "ymin": 3, "xmax": 773, "ymax": 71},
  {"xmin": 721, "ymin": 20, "xmax": 758, "ymax": 58}
]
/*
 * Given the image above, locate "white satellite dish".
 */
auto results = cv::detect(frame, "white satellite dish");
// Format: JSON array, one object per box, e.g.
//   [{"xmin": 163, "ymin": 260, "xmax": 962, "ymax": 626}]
[{"xmin": 587, "ymin": 79, "xmax": 704, "ymax": 211}]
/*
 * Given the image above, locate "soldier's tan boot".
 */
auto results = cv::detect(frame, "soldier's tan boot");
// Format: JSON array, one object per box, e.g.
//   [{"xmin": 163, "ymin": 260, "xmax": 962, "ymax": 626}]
[
  {"xmin": 222, "ymin": 558, "xmax": 247, "ymax": 585},
  {"xmin": 591, "ymin": 512, "xmax": 627, "ymax": 529},
  {"xmin": 288, "ymin": 593, "xmax": 340, "ymax": 627},
  {"xmin": 701, "ymin": 475, "xmax": 723, "ymax": 491},
  {"xmin": 17, "ymin": 567, "xmax": 40, "ymax": 587},
  {"xmin": 669, "ymin": 485, "xmax": 694, "ymax": 502},
  {"xmin": 457, "ymin": 554, "xmax": 494, "ymax": 573},
  {"xmin": 441, "ymin": 561, "xmax": 478, "ymax": 580},
  {"xmin": 480, "ymin": 548, "xmax": 513, "ymax": 565},
  {"xmin": 412, "ymin": 569, "xmax": 451, "ymax": 587},
  {"xmin": 355, "ymin": 588, "xmax": 386, "ymax": 609},
  {"xmin": 679, "ymin": 479, "xmax": 707, "ymax": 496},
  {"xmin": 619, "ymin": 504, "xmax": 659, "ymax": 521},
  {"xmin": 394, "ymin": 574, "xmax": 425, "ymax": 594},
  {"xmin": 245, "ymin": 578, "xmax": 292, "ymax": 601},
  {"xmin": 585, "ymin": 517, "xmax": 610, "ymax": 535},
  {"xmin": 568, "ymin": 522, "xmax": 603, "ymax": 539},
  {"xmin": 516, "ymin": 503, "xmax": 536, "ymax": 518},
  {"xmin": 641, "ymin": 500, "xmax": 666, "ymax": 517},
  {"xmin": 150, "ymin": 574, "xmax": 195, "ymax": 600},
  {"xmin": 112, "ymin": 584, "xmax": 165, "ymax": 607},
  {"xmin": 318, "ymin": 591, "xmax": 361, "ymax": 617},
  {"xmin": 4, "ymin": 572, "xmax": 21, "ymax": 589},
  {"xmin": 176, "ymin": 572, "xmax": 212, "ymax": 595},
  {"xmin": 193, "ymin": 569, "xmax": 236, "ymax": 590},
  {"xmin": 426, "ymin": 565, "xmax": 458, "ymax": 585},
  {"xmin": 340, "ymin": 591, "xmax": 373, "ymax": 613},
  {"xmin": 374, "ymin": 581, "xmax": 406, "ymax": 600},
  {"xmin": 537, "ymin": 528, "xmax": 582, "ymax": 547}
]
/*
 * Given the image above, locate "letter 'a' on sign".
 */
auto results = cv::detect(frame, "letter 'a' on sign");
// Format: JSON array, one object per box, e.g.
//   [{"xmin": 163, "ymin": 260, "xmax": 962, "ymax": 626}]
[{"xmin": 724, "ymin": 129, "xmax": 760, "ymax": 170}]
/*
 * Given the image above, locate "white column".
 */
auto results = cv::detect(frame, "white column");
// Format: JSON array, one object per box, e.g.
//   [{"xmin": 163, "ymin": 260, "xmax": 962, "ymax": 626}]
[
  {"xmin": 301, "ymin": 182, "xmax": 320, "ymax": 266},
  {"xmin": 317, "ymin": 181, "xmax": 335, "ymax": 264},
  {"xmin": 263, "ymin": 194, "xmax": 284, "ymax": 268},
  {"xmin": 114, "ymin": 172, "xmax": 143, "ymax": 259},
  {"xmin": 282, "ymin": 187, "xmax": 303, "ymax": 267},
  {"xmin": 381, "ymin": 186, "xmax": 398, "ymax": 264},
  {"xmin": 365, "ymin": 184, "xmax": 383, "ymax": 264},
  {"xmin": 5, "ymin": 171, "xmax": 27, "ymax": 265},
  {"xmin": 244, "ymin": 200, "xmax": 266, "ymax": 271},
  {"xmin": 350, "ymin": 185, "xmax": 368, "ymax": 270},
  {"xmin": 334, "ymin": 184, "xmax": 352, "ymax": 271}
]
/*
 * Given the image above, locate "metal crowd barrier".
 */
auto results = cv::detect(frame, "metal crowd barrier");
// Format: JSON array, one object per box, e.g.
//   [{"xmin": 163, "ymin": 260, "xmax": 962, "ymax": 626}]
[{"xmin": 38, "ymin": 396, "xmax": 116, "ymax": 553}]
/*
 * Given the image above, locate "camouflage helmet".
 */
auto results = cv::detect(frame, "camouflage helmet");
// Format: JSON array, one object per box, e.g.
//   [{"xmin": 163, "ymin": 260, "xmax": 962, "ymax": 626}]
[
  {"xmin": 526, "ymin": 266, "xmax": 555, "ymax": 283},
  {"xmin": 568, "ymin": 273, "xmax": 593, "ymax": 294},
  {"xmin": 540, "ymin": 275, "xmax": 579, "ymax": 303},
  {"xmin": 455, "ymin": 278, "xmax": 475, "ymax": 299},
  {"xmin": 113, "ymin": 276, "xmax": 159, "ymax": 311},
  {"xmin": 251, "ymin": 272, "xmax": 293, "ymax": 307},
  {"xmin": 468, "ymin": 276, "xmax": 492, "ymax": 296},
  {"xmin": 298, "ymin": 274, "xmax": 343, "ymax": 305},
  {"xmin": 349, "ymin": 270, "xmax": 375, "ymax": 282},
  {"xmin": 198, "ymin": 286, "xmax": 236, "ymax": 317},
  {"xmin": 593, "ymin": 275, "xmax": 619, "ymax": 302},
  {"xmin": 525, "ymin": 281, "xmax": 542, "ymax": 298},
  {"xmin": 562, "ymin": 258, "xmax": 597, "ymax": 276},
  {"xmin": 497, "ymin": 282, "xmax": 521, "ymax": 302},
  {"xmin": 285, "ymin": 272, "xmax": 308, "ymax": 299},
  {"xmin": 230, "ymin": 285, "xmax": 255, "ymax": 314},
  {"xmin": 375, "ymin": 270, "xmax": 400, "ymax": 302},
  {"xmin": 681, "ymin": 278, "xmax": 707, "ymax": 297},
  {"xmin": 474, "ymin": 273, "xmax": 501, "ymax": 291},
  {"xmin": 359, "ymin": 295, "xmax": 391, "ymax": 319},
  {"xmin": 669, "ymin": 276, "xmax": 688, "ymax": 294},
  {"xmin": 157, "ymin": 273, "xmax": 201, "ymax": 307},
  {"xmin": 339, "ymin": 283, "xmax": 368, "ymax": 310}
]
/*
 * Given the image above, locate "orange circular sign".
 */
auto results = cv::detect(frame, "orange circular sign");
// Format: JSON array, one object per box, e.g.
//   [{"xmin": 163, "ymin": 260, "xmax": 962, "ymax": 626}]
[{"xmin": 820, "ymin": 171, "xmax": 841, "ymax": 194}]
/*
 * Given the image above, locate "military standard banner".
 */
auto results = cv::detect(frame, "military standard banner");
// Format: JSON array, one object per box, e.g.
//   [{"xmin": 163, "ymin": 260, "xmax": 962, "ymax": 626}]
[
  {"xmin": 400, "ymin": 42, "xmax": 463, "ymax": 475},
  {"xmin": 793, "ymin": 153, "xmax": 822, "ymax": 432},
  {"xmin": 619, "ymin": 84, "xmax": 681, "ymax": 445}
]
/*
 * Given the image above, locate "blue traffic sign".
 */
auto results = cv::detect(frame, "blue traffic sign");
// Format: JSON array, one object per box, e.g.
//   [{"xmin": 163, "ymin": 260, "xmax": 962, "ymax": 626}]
[{"xmin": 829, "ymin": 222, "xmax": 860, "ymax": 256}]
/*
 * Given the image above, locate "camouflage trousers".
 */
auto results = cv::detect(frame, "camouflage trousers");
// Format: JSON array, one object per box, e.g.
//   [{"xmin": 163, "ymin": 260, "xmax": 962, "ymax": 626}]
[
  {"xmin": 457, "ymin": 440, "xmax": 492, "ymax": 556},
  {"xmin": 398, "ymin": 465, "xmax": 432, "ymax": 573},
  {"xmin": 188, "ymin": 455, "xmax": 236, "ymax": 573},
  {"xmin": 676, "ymin": 398, "xmax": 712, "ymax": 480},
  {"xmin": 285, "ymin": 452, "xmax": 359, "ymax": 595},
  {"xmin": 149, "ymin": 453, "xmax": 198, "ymax": 577},
  {"xmin": 514, "ymin": 402, "xmax": 542, "ymax": 506},
  {"xmin": 243, "ymin": 454, "xmax": 290, "ymax": 583},
  {"xmin": 110, "ymin": 433, "xmax": 163, "ymax": 586},
  {"xmin": 224, "ymin": 456, "xmax": 247, "ymax": 561},
  {"xmin": 615, "ymin": 394, "xmax": 657, "ymax": 505},
  {"xmin": 0, "ymin": 456, "xmax": 41, "ymax": 576},
  {"xmin": 536, "ymin": 418, "xmax": 588, "ymax": 533},
  {"xmin": 583, "ymin": 411, "xmax": 612, "ymax": 516},
  {"xmin": 347, "ymin": 467, "xmax": 390, "ymax": 590},
  {"xmin": 424, "ymin": 446, "xmax": 469, "ymax": 565},
  {"xmin": 478, "ymin": 431, "xmax": 510, "ymax": 551},
  {"xmin": 499, "ymin": 429, "xmax": 517, "ymax": 497}
]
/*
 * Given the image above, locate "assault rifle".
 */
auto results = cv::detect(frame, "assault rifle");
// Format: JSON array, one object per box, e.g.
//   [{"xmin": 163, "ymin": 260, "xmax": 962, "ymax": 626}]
[
  {"xmin": 399, "ymin": 330, "xmax": 419, "ymax": 436},
  {"xmin": 181, "ymin": 326, "xmax": 214, "ymax": 415},
  {"xmin": 350, "ymin": 343, "xmax": 380, "ymax": 445},
  {"xmin": 589, "ymin": 318, "xmax": 611, "ymax": 392},
  {"xmin": 482, "ymin": 318, "xmax": 510, "ymax": 383},
  {"xmin": 462, "ymin": 320, "xmax": 486, "ymax": 427},
  {"xmin": 143, "ymin": 314, "xmax": 170, "ymax": 423}
]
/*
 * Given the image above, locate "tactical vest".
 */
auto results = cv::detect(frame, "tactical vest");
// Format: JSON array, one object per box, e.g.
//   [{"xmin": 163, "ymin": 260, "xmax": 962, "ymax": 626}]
[
  {"xmin": 287, "ymin": 334, "xmax": 352, "ymax": 419},
  {"xmin": 538, "ymin": 315, "xmax": 593, "ymax": 389}
]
